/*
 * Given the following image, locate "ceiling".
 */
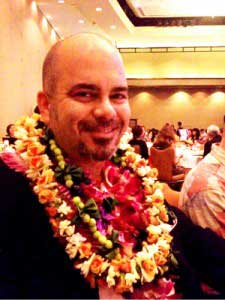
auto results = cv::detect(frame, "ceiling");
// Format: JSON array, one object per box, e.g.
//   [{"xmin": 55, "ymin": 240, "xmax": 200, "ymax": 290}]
[{"xmin": 36, "ymin": 0, "xmax": 225, "ymax": 48}]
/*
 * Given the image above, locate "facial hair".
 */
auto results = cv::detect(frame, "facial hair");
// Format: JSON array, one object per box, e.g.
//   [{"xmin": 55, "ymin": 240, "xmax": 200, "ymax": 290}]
[
  {"xmin": 77, "ymin": 141, "xmax": 116, "ymax": 161},
  {"xmin": 77, "ymin": 118, "xmax": 124, "ymax": 161}
]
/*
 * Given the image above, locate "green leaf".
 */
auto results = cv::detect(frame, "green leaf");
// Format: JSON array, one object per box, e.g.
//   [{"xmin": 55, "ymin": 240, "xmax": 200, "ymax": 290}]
[
  {"xmin": 45, "ymin": 128, "xmax": 55, "ymax": 139},
  {"xmin": 102, "ymin": 197, "xmax": 119, "ymax": 213},
  {"xmin": 83, "ymin": 198, "xmax": 100, "ymax": 219},
  {"xmin": 72, "ymin": 215, "xmax": 81, "ymax": 225},
  {"xmin": 111, "ymin": 230, "xmax": 119, "ymax": 243},
  {"xmin": 105, "ymin": 247, "xmax": 119, "ymax": 260}
]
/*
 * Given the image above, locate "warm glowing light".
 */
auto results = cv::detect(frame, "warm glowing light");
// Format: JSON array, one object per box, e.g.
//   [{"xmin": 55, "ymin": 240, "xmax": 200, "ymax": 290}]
[
  {"xmin": 46, "ymin": 15, "xmax": 52, "ymax": 20},
  {"xmin": 129, "ymin": 0, "xmax": 225, "ymax": 17},
  {"xmin": 51, "ymin": 29, "xmax": 57, "ymax": 44},
  {"xmin": 58, "ymin": 0, "xmax": 64, "ymax": 3},
  {"xmin": 96, "ymin": 7, "xmax": 102, "ymax": 12},
  {"xmin": 78, "ymin": 19, "xmax": 85, "ymax": 24},
  {"xmin": 31, "ymin": 1, "xmax": 37, "ymax": 14},
  {"xmin": 211, "ymin": 91, "xmax": 225, "ymax": 102},
  {"xmin": 42, "ymin": 17, "xmax": 48, "ymax": 31},
  {"xmin": 171, "ymin": 91, "xmax": 190, "ymax": 104},
  {"xmin": 110, "ymin": 25, "xmax": 116, "ymax": 30},
  {"xmin": 134, "ymin": 0, "xmax": 141, "ymax": 8},
  {"xmin": 137, "ymin": 92, "xmax": 151, "ymax": 103}
]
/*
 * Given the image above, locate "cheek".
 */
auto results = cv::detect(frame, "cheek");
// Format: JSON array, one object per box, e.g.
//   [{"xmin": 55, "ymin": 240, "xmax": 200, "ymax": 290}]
[
  {"xmin": 51, "ymin": 101, "xmax": 81, "ymax": 125},
  {"xmin": 119, "ymin": 104, "xmax": 131, "ymax": 128},
  {"xmin": 50, "ymin": 105, "xmax": 59, "ymax": 122}
]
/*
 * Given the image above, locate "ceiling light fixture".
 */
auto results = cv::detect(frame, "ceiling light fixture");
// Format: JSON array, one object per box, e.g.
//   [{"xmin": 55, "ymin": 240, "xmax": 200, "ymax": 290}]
[
  {"xmin": 57, "ymin": 0, "xmax": 64, "ymax": 3},
  {"xmin": 133, "ymin": 0, "xmax": 141, "ymax": 8},
  {"xmin": 78, "ymin": 19, "xmax": 85, "ymax": 24},
  {"xmin": 96, "ymin": 7, "xmax": 102, "ymax": 12},
  {"xmin": 31, "ymin": 1, "xmax": 37, "ymax": 13},
  {"xmin": 110, "ymin": 25, "xmax": 116, "ymax": 29}
]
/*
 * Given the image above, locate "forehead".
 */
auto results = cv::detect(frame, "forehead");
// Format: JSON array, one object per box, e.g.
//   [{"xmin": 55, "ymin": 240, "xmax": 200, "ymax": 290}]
[
  {"xmin": 60, "ymin": 42, "xmax": 122, "ymax": 69},
  {"xmin": 55, "ymin": 45, "xmax": 127, "ymax": 89}
]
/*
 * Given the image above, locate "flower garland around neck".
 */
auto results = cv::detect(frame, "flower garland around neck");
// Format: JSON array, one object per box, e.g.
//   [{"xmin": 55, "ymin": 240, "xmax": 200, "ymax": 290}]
[{"xmin": 0, "ymin": 113, "xmax": 178, "ymax": 297}]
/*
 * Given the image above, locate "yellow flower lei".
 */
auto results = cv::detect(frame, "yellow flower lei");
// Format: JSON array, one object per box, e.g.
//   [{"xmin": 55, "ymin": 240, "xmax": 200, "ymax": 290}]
[{"xmin": 2, "ymin": 113, "xmax": 176, "ymax": 295}]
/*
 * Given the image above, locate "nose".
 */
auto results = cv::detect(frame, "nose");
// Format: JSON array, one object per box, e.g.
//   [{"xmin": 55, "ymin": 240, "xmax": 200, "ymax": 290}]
[{"xmin": 93, "ymin": 97, "xmax": 116, "ymax": 120}]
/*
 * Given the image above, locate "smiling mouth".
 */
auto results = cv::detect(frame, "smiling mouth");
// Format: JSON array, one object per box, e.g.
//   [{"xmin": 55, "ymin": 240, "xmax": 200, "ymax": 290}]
[
  {"xmin": 95, "ymin": 126, "xmax": 118, "ymax": 134},
  {"xmin": 92, "ymin": 137, "xmax": 113, "ymax": 146}
]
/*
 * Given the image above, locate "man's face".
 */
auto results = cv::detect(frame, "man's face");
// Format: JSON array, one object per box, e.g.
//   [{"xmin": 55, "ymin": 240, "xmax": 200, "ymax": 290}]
[{"xmin": 46, "ymin": 44, "xmax": 131, "ymax": 162}]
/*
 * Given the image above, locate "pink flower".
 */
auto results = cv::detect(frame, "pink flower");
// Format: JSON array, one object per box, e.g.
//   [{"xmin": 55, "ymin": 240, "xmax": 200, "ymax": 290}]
[{"xmin": 131, "ymin": 278, "xmax": 175, "ymax": 299}]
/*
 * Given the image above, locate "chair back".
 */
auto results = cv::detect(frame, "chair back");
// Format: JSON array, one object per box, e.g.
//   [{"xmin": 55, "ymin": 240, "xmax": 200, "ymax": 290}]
[{"xmin": 150, "ymin": 146, "xmax": 175, "ymax": 181}]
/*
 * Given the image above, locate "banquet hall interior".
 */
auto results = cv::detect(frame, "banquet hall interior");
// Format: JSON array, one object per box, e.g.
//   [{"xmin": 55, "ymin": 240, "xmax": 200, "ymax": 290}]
[
  {"xmin": 1, "ymin": 2, "xmax": 225, "ymax": 298},
  {"xmin": 1, "ymin": 0, "xmax": 225, "ymax": 180}
]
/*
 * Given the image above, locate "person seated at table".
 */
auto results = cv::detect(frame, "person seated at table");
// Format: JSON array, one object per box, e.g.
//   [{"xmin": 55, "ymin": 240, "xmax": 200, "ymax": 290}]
[
  {"xmin": 176, "ymin": 121, "xmax": 183, "ymax": 137},
  {"xmin": 2, "ymin": 123, "xmax": 17, "ymax": 145},
  {"xmin": 129, "ymin": 124, "xmax": 149, "ymax": 159},
  {"xmin": 150, "ymin": 123, "xmax": 185, "ymax": 183},
  {"xmin": 179, "ymin": 122, "xmax": 225, "ymax": 238},
  {"xmin": 203, "ymin": 124, "xmax": 222, "ymax": 157},
  {"xmin": 198, "ymin": 128, "xmax": 208, "ymax": 144},
  {"xmin": 146, "ymin": 127, "xmax": 158, "ymax": 143},
  {"xmin": 191, "ymin": 128, "xmax": 200, "ymax": 144}
]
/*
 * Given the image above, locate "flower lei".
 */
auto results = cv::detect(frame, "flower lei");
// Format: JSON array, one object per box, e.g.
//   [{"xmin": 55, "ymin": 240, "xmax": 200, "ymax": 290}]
[{"xmin": 1, "ymin": 113, "xmax": 177, "ymax": 297}]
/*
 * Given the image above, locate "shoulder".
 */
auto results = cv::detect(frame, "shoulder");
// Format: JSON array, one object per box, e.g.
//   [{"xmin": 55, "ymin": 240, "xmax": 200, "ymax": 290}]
[
  {"xmin": 0, "ymin": 159, "xmax": 27, "ymax": 184},
  {"xmin": 0, "ymin": 158, "xmax": 38, "ymax": 228},
  {"xmin": 0, "ymin": 159, "xmax": 33, "ymax": 206}
]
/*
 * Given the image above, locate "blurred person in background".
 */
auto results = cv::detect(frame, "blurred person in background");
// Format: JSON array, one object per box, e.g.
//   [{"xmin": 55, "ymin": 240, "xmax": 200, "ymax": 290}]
[
  {"xmin": 129, "ymin": 124, "xmax": 149, "ymax": 159},
  {"xmin": 191, "ymin": 128, "xmax": 200, "ymax": 144},
  {"xmin": 150, "ymin": 123, "xmax": 185, "ymax": 180},
  {"xmin": 203, "ymin": 124, "xmax": 222, "ymax": 157},
  {"xmin": 176, "ymin": 121, "xmax": 183, "ymax": 138},
  {"xmin": 198, "ymin": 128, "xmax": 208, "ymax": 145},
  {"xmin": 2, "ymin": 123, "xmax": 17, "ymax": 145},
  {"xmin": 179, "ymin": 123, "xmax": 225, "ymax": 238}
]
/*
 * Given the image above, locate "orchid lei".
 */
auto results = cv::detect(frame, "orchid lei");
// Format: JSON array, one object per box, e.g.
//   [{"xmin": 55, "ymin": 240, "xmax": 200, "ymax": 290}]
[{"xmin": 0, "ymin": 113, "xmax": 177, "ymax": 297}]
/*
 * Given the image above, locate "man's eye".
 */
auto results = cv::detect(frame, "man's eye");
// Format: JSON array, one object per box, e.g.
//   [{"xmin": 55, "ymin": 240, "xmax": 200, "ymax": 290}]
[
  {"xmin": 110, "ymin": 93, "xmax": 128, "ymax": 102},
  {"xmin": 77, "ymin": 91, "xmax": 91, "ymax": 97},
  {"xmin": 70, "ymin": 91, "xmax": 97, "ymax": 101}
]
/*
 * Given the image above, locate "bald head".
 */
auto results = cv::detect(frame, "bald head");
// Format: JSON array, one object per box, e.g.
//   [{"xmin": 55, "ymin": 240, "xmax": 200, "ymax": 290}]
[
  {"xmin": 38, "ymin": 31, "xmax": 130, "ymax": 166},
  {"xmin": 42, "ymin": 33, "xmax": 122, "ymax": 97}
]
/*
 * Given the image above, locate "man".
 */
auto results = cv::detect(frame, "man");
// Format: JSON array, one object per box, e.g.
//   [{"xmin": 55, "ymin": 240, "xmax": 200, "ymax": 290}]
[
  {"xmin": 203, "ymin": 124, "xmax": 221, "ymax": 157},
  {"xmin": 176, "ymin": 121, "xmax": 183, "ymax": 138},
  {"xmin": 179, "ymin": 123, "xmax": 225, "ymax": 238},
  {"xmin": 0, "ymin": 33, "xmax": 225, "ymax": 299}
]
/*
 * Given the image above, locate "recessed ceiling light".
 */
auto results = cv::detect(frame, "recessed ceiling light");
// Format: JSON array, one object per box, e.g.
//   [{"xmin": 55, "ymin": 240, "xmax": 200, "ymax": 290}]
[
  {"xmin": 96, "ymin": 7, "xmax": 102, "ymax": 12},
  {"xmin": 134, "ymin": 0, "xmax": 141, "ymax": 8},
  {"xmin": 57, "ymin": 0, "xmax": 64, "ymax": 3},
  {"xmin": 110, "ymin": 25, "xmax": 116, "ymax": 30},
  {"xmin": 78, "ymin": 19, "xmax": 85, "ymax": 24}
]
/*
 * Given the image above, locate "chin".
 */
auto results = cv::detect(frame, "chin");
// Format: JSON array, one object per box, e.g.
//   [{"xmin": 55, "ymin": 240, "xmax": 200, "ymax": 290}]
[
  {"xmin": 91, "ymin": 148, "xmax": 115, "ymax": 161},
  {"xmin": 78, "ymin": 141, "xmax": 116, "ymax": 161}
]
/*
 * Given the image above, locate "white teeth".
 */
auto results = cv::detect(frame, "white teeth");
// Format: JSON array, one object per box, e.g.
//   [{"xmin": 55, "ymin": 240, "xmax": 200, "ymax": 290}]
[{"xmin": 97, "ymin": 127, "xmax": 114, "ymax": 133}]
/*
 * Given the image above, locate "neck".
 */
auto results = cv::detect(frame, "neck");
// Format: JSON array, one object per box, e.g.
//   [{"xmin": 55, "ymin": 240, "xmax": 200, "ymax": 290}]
[{"xmin": 70, "ymin": 157, "xmax": 106, "ymax": 182}]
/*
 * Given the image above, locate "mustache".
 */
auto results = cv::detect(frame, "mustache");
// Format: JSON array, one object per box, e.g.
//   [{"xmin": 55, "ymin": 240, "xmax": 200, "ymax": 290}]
[{"xmin": 78, "ymin": 119, "xmax": 122, "ymax": 132}]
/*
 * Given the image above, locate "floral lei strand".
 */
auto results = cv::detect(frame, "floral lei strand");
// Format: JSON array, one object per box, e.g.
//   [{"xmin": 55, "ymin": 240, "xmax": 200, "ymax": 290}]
[{"xmin": 1, "ymin": 113, "xmax": 177, "ymax": 295}]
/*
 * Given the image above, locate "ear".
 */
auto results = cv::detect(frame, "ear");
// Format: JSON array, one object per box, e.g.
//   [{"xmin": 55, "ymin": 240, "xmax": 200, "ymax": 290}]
[{"xmin": 37, "ymin": 91, "xmax": 50, "ymax": 124}]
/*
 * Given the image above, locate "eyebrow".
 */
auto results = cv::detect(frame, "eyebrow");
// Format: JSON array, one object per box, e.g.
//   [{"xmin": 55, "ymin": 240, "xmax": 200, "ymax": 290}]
[
  {"xmin": 68, "ymin": 83, "xmax": 128, "ymax": 95},
  {"xmin": 68, "ymin": 84, "xmax": 99, "ymax": 95},
  {"xmin": 111, "ymin": 86, "xmax": 128, "ymax": 93}
]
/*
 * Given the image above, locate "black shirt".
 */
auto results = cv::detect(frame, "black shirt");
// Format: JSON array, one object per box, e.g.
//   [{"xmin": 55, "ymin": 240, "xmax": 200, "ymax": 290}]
[{"xmin": 0, "ymin": 160, "xmax": 225, "ymax": 298}]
